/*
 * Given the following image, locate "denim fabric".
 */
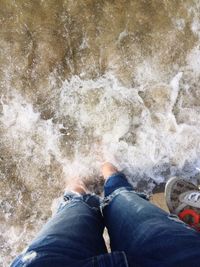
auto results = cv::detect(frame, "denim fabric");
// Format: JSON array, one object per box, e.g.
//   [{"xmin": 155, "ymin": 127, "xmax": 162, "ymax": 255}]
[
  {"xmin": 10, "ymin": 189, "xmax": 128, "ymax": 267},
  {"xmin": 103, "ymin": 172, "xmax": 133, "ymax": 197},
  {"xmin": 11, "ymin": 172, "xmax": 200, "ymax": 267},
  {"xmin": 102, "ymin": 173, "xmax": 200, "ymax": 267}
]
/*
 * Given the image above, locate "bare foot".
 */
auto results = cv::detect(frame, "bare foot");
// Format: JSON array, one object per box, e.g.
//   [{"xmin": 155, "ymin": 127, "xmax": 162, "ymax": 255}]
[
  {"xmin": 65, "ymin": 179, "xmax": 87, "ymax": 195},
  {"xmin": 102, "ymin": 162, "xmax": 119, "ymax": 180}
]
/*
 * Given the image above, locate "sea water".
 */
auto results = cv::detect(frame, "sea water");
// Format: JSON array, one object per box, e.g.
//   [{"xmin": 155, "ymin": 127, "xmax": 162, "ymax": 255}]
[{"xmin": 1, "ymin": 1, "xmax": 200, "ymax": 265}]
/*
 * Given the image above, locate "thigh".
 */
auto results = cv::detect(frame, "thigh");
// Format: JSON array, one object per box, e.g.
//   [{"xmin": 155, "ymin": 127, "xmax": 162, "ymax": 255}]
[
  {"xmin": 103, "ymin": 187, "xmax": 200, "ymax": 267},
  {"xmin": 15, "ymin": 193, "xmax": 107, "ymax": 266}
]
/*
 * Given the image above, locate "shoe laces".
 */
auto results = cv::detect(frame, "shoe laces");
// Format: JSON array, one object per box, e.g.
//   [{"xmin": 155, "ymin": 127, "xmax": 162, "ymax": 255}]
[{"xmin": 185, "ymin": 192, "xmax": 200, "ymax": 202}]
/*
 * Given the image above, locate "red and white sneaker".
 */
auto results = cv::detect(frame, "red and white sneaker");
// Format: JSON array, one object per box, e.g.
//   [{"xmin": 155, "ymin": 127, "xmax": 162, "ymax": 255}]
[{"xmin": 165, "ymin": 176, "xmax": 200, "ymax": 231}]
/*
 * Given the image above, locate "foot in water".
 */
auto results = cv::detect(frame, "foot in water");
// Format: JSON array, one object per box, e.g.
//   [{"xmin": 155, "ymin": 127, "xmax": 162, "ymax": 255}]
[
  {"xmin": 101, "ymin": 162, "xmax": 119, "ymax": 180},
  {"xmin": 65, "ymin": 178, "xmax": 87, "ymax": 195}
]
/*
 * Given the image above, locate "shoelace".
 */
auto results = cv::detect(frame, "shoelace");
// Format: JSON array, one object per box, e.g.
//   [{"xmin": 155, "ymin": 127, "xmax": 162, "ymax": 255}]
[{"xmin": 185, "ymin": 192, "xmax": 200, "ymax": 202}]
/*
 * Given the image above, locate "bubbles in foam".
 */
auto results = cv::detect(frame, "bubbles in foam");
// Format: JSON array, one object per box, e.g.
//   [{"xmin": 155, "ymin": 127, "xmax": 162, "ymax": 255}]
[
  {"xmin": 172, "ymin": 18, "xmax": 185, "ymax": 31},
  {"xmin": 1, "ymin": 70, "xmax": 200, "ymax": 267},
  {"xmin": 1, "ymin": 93, "xmax": 40, "ymax": 134},
  {"xmin": 0, "ymin": 91, "xmax": 68, "ymax": 199},
  {"xmin": 135, "ymin": 59, "xmax": 163, "ymax": 86},
  {"xmin": 1, "ymin": 72, "xmax": 200, "ymax": 191},
  {"xmin": 186, "ymin": 45, "xmax": 200, "ymax": 76},
  {"xmin": 54, "ymin": 72, "xmax": 200, "ymax": 187}
]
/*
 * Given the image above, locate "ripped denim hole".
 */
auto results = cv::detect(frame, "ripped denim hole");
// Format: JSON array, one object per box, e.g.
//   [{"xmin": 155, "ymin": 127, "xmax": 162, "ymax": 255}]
[
  {"xmin": 63, "ymin": 195, "xmax": 72, "ymax": 202},
  {"xmin": 22, "ymin": 251, "xmax": 37, "ymax": 264}
]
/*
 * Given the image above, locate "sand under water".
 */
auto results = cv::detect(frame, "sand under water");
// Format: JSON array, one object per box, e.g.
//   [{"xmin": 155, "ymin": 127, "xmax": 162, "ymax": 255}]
[{"xmin": 1, "ymin": 0, "xmax": 200, "ymax": 265}]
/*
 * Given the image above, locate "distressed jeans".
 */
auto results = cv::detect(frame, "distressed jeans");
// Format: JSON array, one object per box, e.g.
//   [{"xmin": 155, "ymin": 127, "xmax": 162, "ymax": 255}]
[{"xmin": 11, "ymin": 173, "xmax": 200, "ymax": 267}]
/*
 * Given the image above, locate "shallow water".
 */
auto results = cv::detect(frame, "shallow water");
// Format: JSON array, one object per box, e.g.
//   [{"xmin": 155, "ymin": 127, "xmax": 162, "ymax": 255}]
[{"xmin": 1, "ymin": 0, "xmax": 200, "ymax": 265}]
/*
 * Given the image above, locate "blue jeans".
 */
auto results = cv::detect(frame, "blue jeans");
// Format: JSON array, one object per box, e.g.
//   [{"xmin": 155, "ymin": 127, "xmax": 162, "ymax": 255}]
[{"xmin": 11, "ymin": 173, "xmax": 200, "ymax": 267}]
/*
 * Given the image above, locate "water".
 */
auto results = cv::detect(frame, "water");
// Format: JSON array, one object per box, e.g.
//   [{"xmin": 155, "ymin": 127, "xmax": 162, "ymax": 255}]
[{"xmin": 1, "ymin": 0, "xmax": 200, "ymax": 265}]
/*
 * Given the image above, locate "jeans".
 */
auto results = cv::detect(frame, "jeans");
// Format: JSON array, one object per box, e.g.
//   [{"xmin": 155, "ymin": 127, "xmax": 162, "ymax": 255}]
[{"xmin": 11, "ymin": 173, "xmax": 200, "ymax": 267}]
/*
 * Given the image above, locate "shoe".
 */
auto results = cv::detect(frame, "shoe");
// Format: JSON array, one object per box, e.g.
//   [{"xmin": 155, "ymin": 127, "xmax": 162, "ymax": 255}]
[{"xmin": 165, "ymin": 176, "xmax": 200, "ymax": 230}]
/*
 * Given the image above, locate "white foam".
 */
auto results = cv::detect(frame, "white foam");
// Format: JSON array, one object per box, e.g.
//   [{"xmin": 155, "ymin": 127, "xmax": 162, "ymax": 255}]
[
  {"xmin": 135, "ymin": 59, "xmax": 163, "ymax": 86},
  {"xmin": 170, "ymin": 72, "xmax": 183, "ymax": 108},
  {"xmin": 0, "ymin": 91, "xmax": 65, "ymax": 171},
  {"xmin": 1, "ymin": 94, "xmax": 40, "ymax": 132},
  {"xmin": 118, "ymin": 29, "xmax": 128, "ymax": 43},
  {"xmin": 56, "ymin": 73, "xmax": 200, "ymax": 182},
  {"xmin": 191, "ymin": 17, "xmax": 200, "ymax": 38},
  {"xmin": 172, "ymin": 18, "xmax": 185, "ymax": 31},
  {"xmin": 186, "ymin": 45, "xmax": 200, "ymax": 76},
  {"xmin": 1, "ymin": 72, "xmax": 200, "ymax": 187}
]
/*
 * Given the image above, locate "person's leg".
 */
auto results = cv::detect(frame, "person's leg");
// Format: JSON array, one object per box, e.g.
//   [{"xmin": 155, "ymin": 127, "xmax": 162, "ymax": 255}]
[
  {"xmin": 11, "ymin": 179, "xmax": 107, "ymax": 266},
  {"xmin": 101, "ymin": 163, "xmax": 200, "ymax": 267}
]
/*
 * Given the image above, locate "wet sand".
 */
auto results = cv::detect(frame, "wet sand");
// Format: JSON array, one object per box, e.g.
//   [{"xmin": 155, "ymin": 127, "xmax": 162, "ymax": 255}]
[{"xmin": 151, "ymin": 192, "xmax": 169, "ymax": 212}]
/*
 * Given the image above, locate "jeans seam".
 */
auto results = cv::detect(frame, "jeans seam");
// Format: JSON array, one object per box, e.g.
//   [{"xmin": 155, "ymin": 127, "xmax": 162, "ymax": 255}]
[
  {"xmin": 121, "ymin": 251, "xmax": 129, "ymax": 267},
  {"xmin": 93, "ymin": 255, "xmax": 98, "ymax": 267}
]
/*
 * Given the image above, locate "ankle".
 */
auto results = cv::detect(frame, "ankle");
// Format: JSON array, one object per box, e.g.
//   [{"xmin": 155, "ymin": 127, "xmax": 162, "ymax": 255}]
[
  {"xmin": 102, "ymin": 162, "xmax": 119, "ymax": 180},
  {"xmin": 65, "ymin": 179, "xmax": 87, "ymax": 195}
]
